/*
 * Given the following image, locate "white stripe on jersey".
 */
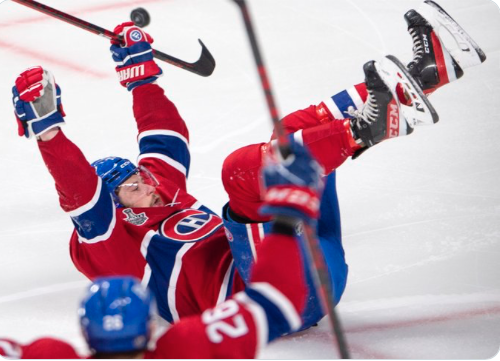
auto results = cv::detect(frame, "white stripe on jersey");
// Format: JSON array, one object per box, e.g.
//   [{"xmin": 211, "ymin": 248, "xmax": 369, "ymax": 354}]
[
  {"xmin": 141, "ymin": 264, "xmax": 152, "ymax": 289},
  {"xmin": 138, "ymin": 129, "xmax": 190, "ymax": 147},
  {"xmin": 234, "ymin": 292, "xmax": 268, "ymax": 356},
  {"xmin": 140, "ymin": 230, "xmax": 156, "ymax": 258},
  {"xmin": 190, "ymin": 200, "xmax": 203, "ymax": 209},
  {"xmin": 245, "ymin": 224, "xmax": 258, "ymax": 261},
  {"xmin": 67, "ymin": 177, "xmax": 103, "ymax": 217},
  {"xmin": 293, "ymin": 129, "xmax": 304, "ymax": 145},
  {"xmin": 167, "ymin": 242, "xmax": 196, "ymax": 322},
  {"xmin": 138, "ymin": 153, "xmax": 187, "ymax": 177},
  {"xmin": 0, "ymin": 340, "xmax": 22, "ymax": 358},
  {"xmin": 77, "ymin": 196, "xmax": 117, "ymax": 244},
  {"xmin": 216, "ymin": 260, "xmax": 234, "ymax": 306},
  {"xmin": 324, "ymin": 97, "xmax": 345, "ymax": 119},
  {"xmin": 347, "ymin": 86, "xmax": 365, "ymax": 110},
  {"xmin": 249, "ymin": 282, "xmax": 302, "ymax": 332}
]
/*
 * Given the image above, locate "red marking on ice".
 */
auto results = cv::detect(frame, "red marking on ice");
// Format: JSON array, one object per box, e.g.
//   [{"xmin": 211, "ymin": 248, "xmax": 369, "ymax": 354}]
[
  {"xmin": 0, "ymin": 39, "xmax": 109, "ymax": 78},
  {"xmin": 0, "ymin": 0, "xmax": 164, "ymax": 28},
  {"xmin": 346, "ymin": 305, "xmax": 500, "ymax": 333},
  {"xmin": 0, "ymin": 0, "xmax": 164, "ymax": 76}
]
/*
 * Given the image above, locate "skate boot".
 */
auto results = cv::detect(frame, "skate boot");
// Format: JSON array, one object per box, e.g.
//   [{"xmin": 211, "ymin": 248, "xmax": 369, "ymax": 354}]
[
  {"xmin": 406, "ymin": 1, "xmax": 486, "ymax": 92},
  {"xmin": 405, "ymin": 9, "xmax": 463, "ymax": 92},
  {"xmin": 349, "ymin": 56, "xmax": 438, "ymax": 158}
]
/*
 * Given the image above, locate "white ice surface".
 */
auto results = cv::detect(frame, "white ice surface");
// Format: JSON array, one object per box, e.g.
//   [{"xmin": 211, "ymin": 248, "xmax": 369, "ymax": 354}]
[{"xmin": 1, "ymin": 0, "xmax": 500, "ymax": 359}]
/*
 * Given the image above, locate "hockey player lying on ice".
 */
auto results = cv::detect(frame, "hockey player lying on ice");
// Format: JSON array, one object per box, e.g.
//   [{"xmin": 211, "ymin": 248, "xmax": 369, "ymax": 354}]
[
  {"xmin": 9, "ymin": 0, "xmax": 485, "ymax": 341},
  {"xmin": 0, "ymin": 140, "xmax": 328, "ymax": 358}
]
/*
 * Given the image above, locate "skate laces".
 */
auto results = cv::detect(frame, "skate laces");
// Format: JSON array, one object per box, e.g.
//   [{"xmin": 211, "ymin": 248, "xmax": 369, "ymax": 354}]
[
  {"xmin": 346, "ymin": 89, "xmax": 379, "ymax": 128},
  {"xmin": 409, "ymin": 28, "xmax": 424, "ymax": 62}
]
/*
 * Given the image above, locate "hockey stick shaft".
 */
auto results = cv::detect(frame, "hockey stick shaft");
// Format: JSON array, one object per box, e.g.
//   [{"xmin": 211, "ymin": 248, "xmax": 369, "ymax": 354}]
[
  {"xmin": 232, "ymin": 0, "xmax": 350, "ymax": 358},
  {"xmin": 10, "ymin": 0, "xmax": 216, "ymax": 77},
  {"xmin": 231, "ymin": 0, "xmax": 290, "ymax": 157}
]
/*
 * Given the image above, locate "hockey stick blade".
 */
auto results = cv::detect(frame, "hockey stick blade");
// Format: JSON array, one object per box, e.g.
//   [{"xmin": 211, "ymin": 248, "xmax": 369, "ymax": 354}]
[
  {"xmin": 9, "ymin": 0, "xmax": 216, "ymax": 77},
  {"xmin": 378, "ymin": 55, "xmax": 439, "ymax": 126},
  {"xmin": 153, "ymin": 39, "xmax": 216, "ymax": 77}
]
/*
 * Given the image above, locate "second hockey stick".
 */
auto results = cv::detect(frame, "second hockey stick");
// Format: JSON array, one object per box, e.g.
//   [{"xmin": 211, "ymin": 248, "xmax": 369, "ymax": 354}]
[
  {"xmin": 231, "ymin": 0, "xmax": 351, "ymax": 358},
  {"xmin": 8, "ymin": 0, "xmax": 216, "ymax": 77}
]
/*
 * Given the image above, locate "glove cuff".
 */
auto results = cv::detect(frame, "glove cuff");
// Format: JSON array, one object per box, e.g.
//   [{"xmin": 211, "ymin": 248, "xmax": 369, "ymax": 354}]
[
  {"xmin": 261, "ymin": 185, "xmax": 320, "ymax": 221},
  {"xmin": 116, "ymin": 60, "xmax": 162, "ymax": 90},
  {"xmin": 25, "ymin": 111, "xmax": 65, "ymax": 139}
]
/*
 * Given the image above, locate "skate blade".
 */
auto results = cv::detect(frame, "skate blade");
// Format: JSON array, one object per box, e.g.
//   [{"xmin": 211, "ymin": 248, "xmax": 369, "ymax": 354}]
[
  {"xmin": 376, "ymin": 55, "xmax": 439, "ymax": 127},
  {"xmin": 419, "ymin": 0, "xmax": 486, "ymax": 69}
]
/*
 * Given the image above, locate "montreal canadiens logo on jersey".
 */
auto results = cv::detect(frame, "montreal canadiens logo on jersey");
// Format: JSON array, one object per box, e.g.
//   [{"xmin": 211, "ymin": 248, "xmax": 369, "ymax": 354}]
[
  {"xmin": 130, "ymin": 29, "xmax": 143, "ymax": 42},
  {"xmin": 159, "ymin": 209, "xmax": 223, "ymax": 242}
]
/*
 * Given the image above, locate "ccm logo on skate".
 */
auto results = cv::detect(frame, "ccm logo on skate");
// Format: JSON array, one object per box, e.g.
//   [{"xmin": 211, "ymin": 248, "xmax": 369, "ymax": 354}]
[
  {"xmin": 389, "ymin": 102, "xmax": 400, "ymax": 138},
  {"xmin": 160, "ymin": 209, "xmax": 223, "ymax": 242},
  {"xmin": 423, "ymin": 34, "xmax": 430, "ymax": 54},
  {"xmin": 118, "ymin": 65, "xmax": 145, "ymax": 82}
]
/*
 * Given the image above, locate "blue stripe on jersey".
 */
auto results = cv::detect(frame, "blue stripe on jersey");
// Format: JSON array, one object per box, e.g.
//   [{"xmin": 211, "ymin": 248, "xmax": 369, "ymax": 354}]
[
  {"xmin": 139, "ymin": 133, "xmax": 190, "ymax": 177},
  {"xmin": 222, "ymin": 204, "xmax": 273, "ymax": 283},
  {"xmin": 70, "ymin": 184, "xmax": 115, "ymax": 242},
  {"xmin": 331, "ymin": 89, "xmax": 357, "ymax": 116},
  {"xmin": 144, "ymin": 234, "xmax": 186, "ymax": 323},
  {"xmin": 198, "ymin": 204, "xmax": 219, "ymax": 217},
  {"xmin": 244, "ymin": 287, "xmax": 293, "ymax": 342}
]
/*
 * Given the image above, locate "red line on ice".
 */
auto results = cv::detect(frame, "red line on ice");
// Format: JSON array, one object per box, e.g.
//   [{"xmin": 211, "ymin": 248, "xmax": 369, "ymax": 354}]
[
  {"xmin": 0, "ymin": 39, "xmax": 109, "ymax": 78},
  {"xmin": 0, "ymin": 0, "xmax": 164, "ymax": 28},
  {"xmin": 346, "ymin": 305, "xmax": 500, "ymax": 333}
]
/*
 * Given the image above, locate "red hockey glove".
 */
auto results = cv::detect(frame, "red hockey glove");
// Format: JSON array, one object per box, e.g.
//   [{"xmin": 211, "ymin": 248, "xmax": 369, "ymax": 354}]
[{"xmin": 12, "ymin": 66, "xmax": 66, "ymax": 139}]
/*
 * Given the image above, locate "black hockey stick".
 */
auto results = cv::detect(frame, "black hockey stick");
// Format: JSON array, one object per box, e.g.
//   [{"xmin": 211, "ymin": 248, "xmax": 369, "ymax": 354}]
[
  {"xmin": 231, "ymin": 0, "xmax": 351, "ymax": 358},
  {"xmin": 9, "ymin": 0, "xmax": 216, "ymax": 77}
]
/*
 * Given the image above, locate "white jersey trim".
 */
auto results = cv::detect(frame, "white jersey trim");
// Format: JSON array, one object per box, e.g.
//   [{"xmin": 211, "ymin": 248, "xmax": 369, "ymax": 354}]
[
  {"xmin": 249, "ymin": 282, "xmax": 302, "ymax": 332},
  {"xmin": 324, "ymin": 97, "xmax": 344, "ymax": 119},
  {"xmin": 216, "ymin": 260, "xmax": 235, "ymax": 306},
  {"xmin": 190, "ymin": 200, "xmax": 203, "ymax": 209},
  {"xmin": 0, "ymin": 340, "xmax": 22, "ymax": 358},
  {"xmin": 138, "ymin": 153, "xmax": 187, "ymax": 177},
  {"xmin": 234, "ymin": 292, "xmax": 268, "ymax": 356},
  {"xmin": 167, "ymin": 242, "xmax": 196, "ymax": 322},
  {"xmin": 138, "ymin": 129, "xmax": 190, "ymax": 147},
  {"xmin": 141, "ymin": 263, "xmax": 152, "ymax": 289},
  {"xmin": 293, "ymin": 129, "xmax": 304, "ymax": 145},
  {"xmin": 245, "ymin": 224, "xmax": 258, "ymax": 261},
  {"xmin": 140, "ymin": 230, "xmax": 156, "ymax": 258},
  {"xmin": 347, "ymin": 86, "xmax": 365, "ymax": 110},
  {"xmin": 67, "ymin": 177, "xmax": 104, "ymax": 217}
]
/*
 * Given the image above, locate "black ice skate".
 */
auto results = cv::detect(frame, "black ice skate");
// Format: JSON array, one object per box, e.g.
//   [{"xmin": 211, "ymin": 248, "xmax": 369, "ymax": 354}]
[
  {"xmin": 349, "ymin": 56, "xmax": 438, "ymax": 157},
  {"xmin": 406, "ymin": 1, "xmax": 486, "ymax": 92}
]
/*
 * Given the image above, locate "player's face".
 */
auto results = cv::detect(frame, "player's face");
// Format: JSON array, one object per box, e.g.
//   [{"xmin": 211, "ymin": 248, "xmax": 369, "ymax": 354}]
[{"xmin": 116, "ymin": 168, "xmax": 164, "ymax": 208}]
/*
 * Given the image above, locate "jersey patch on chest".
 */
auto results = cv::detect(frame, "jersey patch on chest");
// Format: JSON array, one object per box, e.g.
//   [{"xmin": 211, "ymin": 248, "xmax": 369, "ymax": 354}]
[
  {"xmin": 122, "ymin": 208, "xmax": 149, "ymax": 226},
  {"xmin": 159, "ymin": 209, "xmax": 223, "ymax": 242}
]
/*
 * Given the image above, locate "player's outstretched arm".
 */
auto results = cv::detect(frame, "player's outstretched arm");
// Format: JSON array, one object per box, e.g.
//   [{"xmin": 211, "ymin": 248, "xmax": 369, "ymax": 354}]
[
  {"xmin": 109, "ymin": 22, "xmax": 191, "ymax": 191},
  {"xmin": 12, "ymin": 67, "xmax": 116, "ymax": 242}
]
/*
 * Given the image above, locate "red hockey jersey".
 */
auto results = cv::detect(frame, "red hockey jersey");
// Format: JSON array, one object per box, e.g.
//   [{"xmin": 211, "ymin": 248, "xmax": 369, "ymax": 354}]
[
  {"xmin": 0, "ymin": 234, "xmax": 307, "ymax": 359},
  {"xmin": 37, "ymin": 84, "xmax": 243, "ymax": 323}
]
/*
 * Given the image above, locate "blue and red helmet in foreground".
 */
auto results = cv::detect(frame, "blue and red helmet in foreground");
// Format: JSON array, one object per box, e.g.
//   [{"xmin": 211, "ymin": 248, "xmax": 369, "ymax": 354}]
[{"xmin": 78, "ymin": 276, "xmax": 155, "ymax": 354}]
